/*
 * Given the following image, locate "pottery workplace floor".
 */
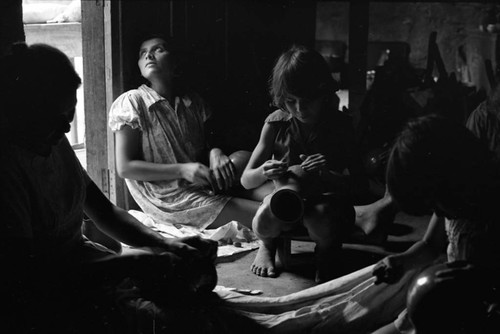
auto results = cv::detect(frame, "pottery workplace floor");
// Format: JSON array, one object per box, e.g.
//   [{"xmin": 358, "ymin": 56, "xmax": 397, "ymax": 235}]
[{"xmin": 216, "ymin": 212, "xmax": 430, "ymax": 297}]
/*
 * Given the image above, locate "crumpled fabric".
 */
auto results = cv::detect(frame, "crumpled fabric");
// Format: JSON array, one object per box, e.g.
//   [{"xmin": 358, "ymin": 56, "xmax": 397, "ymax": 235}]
[
  {"xmin": 128, "ymin": 210, "xmax": 259, "ymax": 258},
  {"xmin": 216, "ymin": 265, "xmax": 419, "ymax": 333}
]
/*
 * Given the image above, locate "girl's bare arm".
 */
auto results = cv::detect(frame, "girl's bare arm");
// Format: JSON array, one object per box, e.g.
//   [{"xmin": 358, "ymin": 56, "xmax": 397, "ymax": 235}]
[{"xmin": 241, "ymin": 123, "xmax": 279, "ymax": 189}]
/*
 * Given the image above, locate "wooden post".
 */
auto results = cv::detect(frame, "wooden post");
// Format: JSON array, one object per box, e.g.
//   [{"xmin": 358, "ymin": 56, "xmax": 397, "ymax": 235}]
[
  {"xmin": 348, "ymin": 1, "xmax": 369, "ymax": 128},
  {"xmin": 82, "ymin": 1, "xmax": 109, "ymax": 196}
]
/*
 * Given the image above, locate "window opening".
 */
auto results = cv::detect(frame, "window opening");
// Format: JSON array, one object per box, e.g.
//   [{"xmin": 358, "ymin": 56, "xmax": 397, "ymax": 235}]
[{"xmin": 22, "ymin": 0, "xmax": 85, "ymax": 167}]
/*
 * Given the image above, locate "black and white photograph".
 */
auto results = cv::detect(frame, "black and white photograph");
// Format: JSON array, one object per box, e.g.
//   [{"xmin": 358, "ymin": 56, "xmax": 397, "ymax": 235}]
[{"xmin": 1, "ymin": 1, "xmax": 500, "ymax": 333}]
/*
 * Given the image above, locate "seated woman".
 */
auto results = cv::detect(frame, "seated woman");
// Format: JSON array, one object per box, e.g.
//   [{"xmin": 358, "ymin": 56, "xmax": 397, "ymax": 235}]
[
  {"xmin": 0, "ymin": 42, "xmax": 264, "ymax": 333},
  {"xmin": 371, "ymin": 114, "xmax": 500, "ymax": 334},
  {"xmin": 109, "ymin": 34, "xmax": 266, "ymax": 231}
]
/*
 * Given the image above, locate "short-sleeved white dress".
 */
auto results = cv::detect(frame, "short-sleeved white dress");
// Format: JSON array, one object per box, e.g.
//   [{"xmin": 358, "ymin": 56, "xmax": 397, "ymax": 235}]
[{"xmin": 109, "ymin": 84, "xmax": 230, "ymax": 229}]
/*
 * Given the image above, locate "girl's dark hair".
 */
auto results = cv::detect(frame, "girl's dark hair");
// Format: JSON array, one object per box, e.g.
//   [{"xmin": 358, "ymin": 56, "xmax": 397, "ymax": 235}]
[
  {"xmin": 269, "ymin": 44, "xmax": 339, "ymax": 109},
  {"xmin": 386, "ymin": 114, "xmax": 495, "ymax": 217}
]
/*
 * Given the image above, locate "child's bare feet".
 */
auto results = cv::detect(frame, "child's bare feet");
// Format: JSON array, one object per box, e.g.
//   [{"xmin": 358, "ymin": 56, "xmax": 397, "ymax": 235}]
[{"xmin": 251, "ymin": 240, "xmax": 278, "ymax": 278}]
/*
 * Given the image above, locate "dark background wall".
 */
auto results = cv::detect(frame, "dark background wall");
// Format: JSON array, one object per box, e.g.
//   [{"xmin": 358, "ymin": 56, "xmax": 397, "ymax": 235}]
[
  {"xmin": 2, "ymin": 1, "xmax": 498, "ymax": 175},
  {"xmin": 316, "ymin": 1, "xmax": 499, "ymax": 94},
  {"xmin": 117, "ymin": 0, "xmax": 317, "ymax": 153}
]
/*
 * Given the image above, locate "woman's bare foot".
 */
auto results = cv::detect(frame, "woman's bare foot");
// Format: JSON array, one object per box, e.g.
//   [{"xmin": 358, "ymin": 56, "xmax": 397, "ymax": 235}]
[
  {"xmin": 352, "ymin": 194, "xmax": 396, "ymax": 245},
  {"xmin": 251, "ymin": 240, "xmax": 278, "ymax": 277}
]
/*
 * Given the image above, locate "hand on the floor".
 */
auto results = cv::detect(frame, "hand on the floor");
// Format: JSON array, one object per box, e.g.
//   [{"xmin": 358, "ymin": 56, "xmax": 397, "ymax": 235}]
[{"xmin": 372, "ymin": 255, "xmax": 404, "ymax": 284}]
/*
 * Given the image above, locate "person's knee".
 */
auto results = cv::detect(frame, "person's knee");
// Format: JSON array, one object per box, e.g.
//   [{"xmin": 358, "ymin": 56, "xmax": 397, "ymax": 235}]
[{"xmin": 252, "ymin": 215, "xmax": 283, "ymax": 238}]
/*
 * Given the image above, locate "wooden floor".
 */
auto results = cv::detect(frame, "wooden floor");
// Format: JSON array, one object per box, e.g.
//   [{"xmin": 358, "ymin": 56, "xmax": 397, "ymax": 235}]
[{"xmin": 216, "ymin": 212, "xmax": 430, "ymax": 297}]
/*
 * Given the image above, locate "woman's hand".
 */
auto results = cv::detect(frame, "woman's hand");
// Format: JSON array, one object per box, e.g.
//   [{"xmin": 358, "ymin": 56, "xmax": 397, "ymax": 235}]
[
  {"xmin": 182, "ymin": 162, "xmax": 216, "ymax": 190},
  {"xmin": 261, "ymin": 159, "xmax": 288, "ymax": 180},
  {"xmin": 160, "ymin": 235, "xmax": 218, "ymax": 263},
  {"xmin": 372, "ymin": 254, "xmax": 406, "ymax": 284},
  {"xmin": 299, "ymin": 153, "xmax": 327, "ymax": 173},
  {"xmin": 209, "ymin": 148, "xmax": 237, "ymax": 192}
]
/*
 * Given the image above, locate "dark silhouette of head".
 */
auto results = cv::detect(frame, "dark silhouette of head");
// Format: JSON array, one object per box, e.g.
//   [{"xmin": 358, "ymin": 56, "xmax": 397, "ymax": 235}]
[
  {"xmin": 386, "ymin": 114, "xmax": 497, "ymax": 219},
  {"xmin": 0, "ymin": 42, "xmax": 81, "ymax": 154},
  {"xmin": 407, "ymin": 262, "xmax": 490, "ymax": 334}
]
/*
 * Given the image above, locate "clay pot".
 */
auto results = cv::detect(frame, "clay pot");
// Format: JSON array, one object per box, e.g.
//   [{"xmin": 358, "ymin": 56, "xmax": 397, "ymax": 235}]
[{"xmin": 253, "ymin": 169, "xmax": 305, "ymax": 228}]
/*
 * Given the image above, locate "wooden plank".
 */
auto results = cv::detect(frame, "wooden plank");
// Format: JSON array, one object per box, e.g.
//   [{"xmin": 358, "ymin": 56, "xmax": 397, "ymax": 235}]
[
  {"xmin": 81, "ymin": 0, "xmax": 108, "ymax": 196},
  {"xmin": 105, "ymin": 0, "xmax": 128, "ymax": 207}
]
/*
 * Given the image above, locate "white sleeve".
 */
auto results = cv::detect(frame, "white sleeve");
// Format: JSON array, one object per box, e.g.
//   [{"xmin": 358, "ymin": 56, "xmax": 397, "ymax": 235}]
[{"xmin": 108, "ymin": 91, "xmax": 143, "ymax": 132}]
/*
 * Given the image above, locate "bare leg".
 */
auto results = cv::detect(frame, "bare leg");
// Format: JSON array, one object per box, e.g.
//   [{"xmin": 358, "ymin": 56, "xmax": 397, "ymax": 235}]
[
  {"xmin": 250, "ymin": 192, "xmax": 293, "ymax": 278},
  {"xmin": 304, "ymin": 202, "xmax": 344, "ymax": 284},
  {"xmin": 209, "ymin": 197, "xmax": 261, "ymax": 229},
  {"xmin": 353, "ymin": 189, "xmax": 396, "ymax": 244},
  {"xmin": 229, "ymin": 180, "xmax": 275, "ymax": 202}
]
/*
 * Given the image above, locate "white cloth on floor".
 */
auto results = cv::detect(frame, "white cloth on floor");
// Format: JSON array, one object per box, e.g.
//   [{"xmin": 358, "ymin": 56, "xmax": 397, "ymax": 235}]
[
  {"xmin": 216, "ymin": 264, "xmax": 418, "ymax": 334},
  {"xmin": 127, "ymin": 210, "xmax": 259, "ymax": 258}
]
